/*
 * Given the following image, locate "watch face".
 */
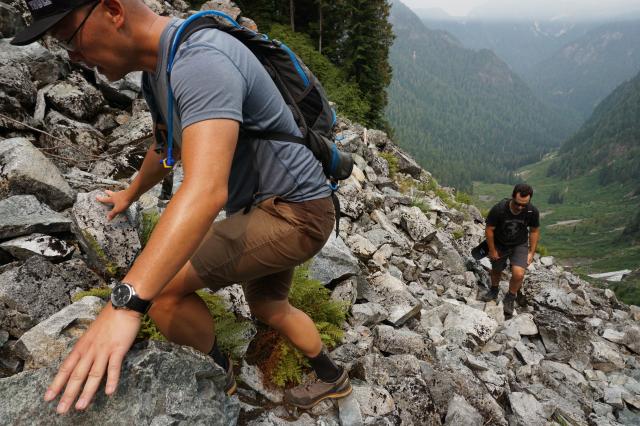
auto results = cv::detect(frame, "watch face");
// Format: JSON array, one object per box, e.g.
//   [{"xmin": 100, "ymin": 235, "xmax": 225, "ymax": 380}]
[{"xmin": 112, "ymin": 284, "xmax": 132, "ymax": 307}]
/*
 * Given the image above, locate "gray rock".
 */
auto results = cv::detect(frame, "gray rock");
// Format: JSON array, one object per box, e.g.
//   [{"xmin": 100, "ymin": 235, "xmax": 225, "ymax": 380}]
[
  {"xmin": 591, "ymin": 341, "xmax": 625, "ymax": 372},
  {"xmin": 346, "ymin": 234, "xmax": 377, "ymax": 258},
  {"xmin": 308, "ymin": 232, "xmax": 359, "ymax": 286},
  {"xmin": 440, "ymin": 300, "xmax": 498, "ymax": 343},
  {"xmin": 0, "ymin": 138, "xmax": 75, "ymax": 210},
  {"xmin": 603, "ymin": 329, "xmax": 626, "ymax": 345},
  {"xmin": 540, "ymin": 256, "xmax": 554, "ymax": 267},
  {"xmin": 0, "ymin": 2, "xmax": 24, "ymax": 38},
  {"xmin": 508, "ymin": 392, "xmax": 548, "ymax": 426},
  {"xmin": 337, "ymin": 393, "xmax": 364, "ymax": 426},
  {"xmin": 398, "ymin": 206, "xmax": 437, "ymax": 242},
  {"xmin": 374, "ymin": 325, "xmax": 430, "ymax": 358},
  {"xmin": 533, "ymin": 282, "xmax": 594, "ymax": 317},
  {"xmin": 15, "ymin": 296, "xmax": 104, "ymax": 369},
  {"xmin": 331, "ymin": 278, "xmax": 358, "ymax": 307},
  {"xmin": 42, "ymin": 110, "xmax": 106, "ymax": 171},
  {"xmin": 503, "ymin": 313, "xmax": 538, "ymax": 338},
  {"xmin": 0, "ymin": 257, "xmax": 103, "ymax": 337},
  {"xmin": 336, "ymin": 181, "xmax": 365, "ymax": 219},
  {"xmin": 540, "ymin": 360, "xmax": 588, "ymax": 388},
  {"xmin": 0, "ymin": 234, "xmax": 74, "ymax": 261},
  {"xmin": 350, "ymin": 303, "xmax": 389, "ymax": 326},
  {"xmin": 106, "ymin": 106, "xmax": 153, "ymax": 151},
  {"xmin": 0, "ymin": 341, "xmax": 240, "ymax": 424},
  {"xmin": 604, "ymin": 386, "xmax": 625, "ymax": 409},
  {"xmin": 45, "ymin": 72, "xmax": 105, "ymax": 121},
  {"xmin": 359, "ymin": 273, "xmax": 422, "ymax": 326},
  {"xmin": 201, "ymin": 0, "xmax": 242, "ymax": 19},
  {"xmin": 71, "ymin": 191, "xmax": 141, "ymax": 278},
  {"xmin": 514, "ymin": 341, "xmax": 544, "ymax": 365},
  {"xmin": 0, "ymin": 195, "xmax": 72, "ymax": 240},
  {"xmin": 62, "ymin": 168, "xmax": 127, "ymax": 193},
  {"xmin": 0, "ymin": 63, "xmax": 35, "ymax": 108},
  {"xmin": 445, "ymin": 394, "xmax": 484, "ymax": 426},
  {"xmin": 0, "ymin": 39, "xmax": 65, "ymax": 85},
  {"xmin": 239, "ymin": 360, "xmax": 283, "ymax": 403},
  {"xmin": 214, "ymin": 285, "xmax": 251, "ymax": 320},
  {"xmin": 351, "ymin": 383, "xmax": 395, "ymax": 417}
]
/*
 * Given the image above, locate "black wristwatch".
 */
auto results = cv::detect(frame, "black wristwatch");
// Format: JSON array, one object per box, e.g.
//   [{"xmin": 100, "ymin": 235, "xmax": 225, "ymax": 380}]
[{"xmin": 110, "ymin": 281, "xmax": 151, "ymax": 314}]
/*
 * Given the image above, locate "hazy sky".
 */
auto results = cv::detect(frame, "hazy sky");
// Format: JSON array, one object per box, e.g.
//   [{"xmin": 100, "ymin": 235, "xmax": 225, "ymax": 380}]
[{"xmin": 401, "ymin": 0, "xmax": 640, "ymax": 19}]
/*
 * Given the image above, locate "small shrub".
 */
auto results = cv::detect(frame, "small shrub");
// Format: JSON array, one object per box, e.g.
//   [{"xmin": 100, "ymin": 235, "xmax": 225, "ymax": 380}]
[
  {"xmin": 396, "ymin": 175, "xmax": 415, "ymax": 194},
  {"xmin": 261, "ymin": 264, "xmax": 348, "ymax": 387},
  {"xmin": 379, "ymin": 152, "xmax": 399, "ymax": 178},
  {"xmin": 536, "ymin": 244, "xmax": 549, "ymax": 256}
]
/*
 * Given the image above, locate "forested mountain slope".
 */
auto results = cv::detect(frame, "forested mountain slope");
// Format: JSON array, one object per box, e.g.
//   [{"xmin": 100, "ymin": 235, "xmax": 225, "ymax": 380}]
[
  {"xmin": 386, "ymin": 0, "xmax": 578, "ymax": 190},
  {"xmin": 547, "ymin": 70, "xmax": 640, "ymax": 189}
]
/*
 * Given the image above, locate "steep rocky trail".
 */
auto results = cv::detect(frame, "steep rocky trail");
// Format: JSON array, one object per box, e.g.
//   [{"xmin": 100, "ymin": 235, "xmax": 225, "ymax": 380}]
[{"xmin": 1, "ymin": 1, "xmax": 639, "ymax": 425}]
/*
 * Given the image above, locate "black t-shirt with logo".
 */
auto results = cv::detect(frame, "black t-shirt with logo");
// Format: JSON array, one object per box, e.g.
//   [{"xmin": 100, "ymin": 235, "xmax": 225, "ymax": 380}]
[{"xmin": 486, "ymin": 199, "xmax": 540, "ymax": 246}]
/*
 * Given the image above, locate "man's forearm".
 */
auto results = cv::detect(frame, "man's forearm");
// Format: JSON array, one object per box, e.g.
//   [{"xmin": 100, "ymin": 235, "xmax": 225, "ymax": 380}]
[
  {"xmin": 122, "ymin": 184, "xmax": 226, "ymax": 301},
  {"xmin": 126, "ymin": 143, "xmax": 172, "ymax": 201},
  {"xmin": 529, "ymin": 229, "xmax": 540, "ymax": 254},
  {"xmin": 486, "ymin": 228, "xmax": 497, "ymax": 252}
]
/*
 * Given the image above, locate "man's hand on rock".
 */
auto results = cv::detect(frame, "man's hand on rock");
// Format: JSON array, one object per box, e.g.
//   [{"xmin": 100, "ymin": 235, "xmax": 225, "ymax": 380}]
[
  {"xmin": 44, "ymin": 304, "xmax": 141, "ymax": 414},
  {"xmin": 96, "ymin": 189, "xmax": 134, "ymax": 221}
]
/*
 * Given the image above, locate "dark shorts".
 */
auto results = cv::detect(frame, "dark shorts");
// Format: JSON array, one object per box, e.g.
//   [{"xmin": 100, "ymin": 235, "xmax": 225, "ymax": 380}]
[
  {"xmin": 190, "ymin": 196, "xmax": 335, "ymax": 305},
  {"xmin": 490, "ymin": 242, "xmax": 528, "ymax": 271}
]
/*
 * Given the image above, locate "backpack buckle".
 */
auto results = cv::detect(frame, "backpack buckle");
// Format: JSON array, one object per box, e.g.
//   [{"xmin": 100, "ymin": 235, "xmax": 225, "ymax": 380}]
[{"xmin": 161, "ymin": 158, "xmax": 174, "ymax": 169}]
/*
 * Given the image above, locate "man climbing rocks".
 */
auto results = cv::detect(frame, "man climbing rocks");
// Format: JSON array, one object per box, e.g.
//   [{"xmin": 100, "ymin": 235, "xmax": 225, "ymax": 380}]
[
  {"xmin": 481, "ymin": 183, "xmax": 540, "ymax": 316},
  {"xmin": 11, "ymin": 0, "xmax": 350, "ymax": 413}
]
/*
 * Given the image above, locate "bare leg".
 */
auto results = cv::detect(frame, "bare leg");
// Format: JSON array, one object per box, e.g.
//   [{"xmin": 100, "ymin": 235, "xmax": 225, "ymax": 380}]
[
  {"xmin": 250, "ymin": 299, "xmax": 323, "ymax": 357},
  {"xmin": 508, "ymin": 266, "xmax": 526, "ymax": 295},
  {"xmin": 148, "ymin": 261, "xmax": 215, "ymax": 354}
]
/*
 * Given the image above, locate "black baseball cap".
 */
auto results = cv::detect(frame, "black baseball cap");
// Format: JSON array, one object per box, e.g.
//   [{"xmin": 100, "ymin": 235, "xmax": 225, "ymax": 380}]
[{"xmin": 11, "ymin": 0, "xmax": 96, "ymax": 46}]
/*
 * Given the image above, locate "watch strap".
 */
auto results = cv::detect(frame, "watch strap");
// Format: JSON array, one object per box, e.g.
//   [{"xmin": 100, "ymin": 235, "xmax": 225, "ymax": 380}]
[{"xmin": 127, "ymin": 294, "xmax": 151, "ymax": 314}]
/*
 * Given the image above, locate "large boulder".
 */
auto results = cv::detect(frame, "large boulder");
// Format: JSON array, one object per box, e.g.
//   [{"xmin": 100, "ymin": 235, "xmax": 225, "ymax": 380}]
[
  {"xmin": 0, "ymin": 233, "xmax": 74, "ymax": 261},
  {"xmin": 0, "ymin": 138, "xmax": 75, "ymax": 210},
  {"xmin": 45, "ymin": 72, "xmax": 105, "ymax": 121},
  {"xmin": 0, "ymin": 341, "xmax": 240, "ymax": 424},
  {"xmin": 71, "ymin": 191, "xmax": 141, "ymax": 278},
  {"xmin": 358, "ymin": 272, "xmax": 422, "ymax": 326},
  {"xmin": 0, "ymin": 257, "xmax": 104, "ymax": 337},
  {"xmin": 308, "ymin": 232, "xmax": 360, "ymax": 286},
  {"xmin": 0, "ymin": 195, "xmax": 72, "ymax": 240}
]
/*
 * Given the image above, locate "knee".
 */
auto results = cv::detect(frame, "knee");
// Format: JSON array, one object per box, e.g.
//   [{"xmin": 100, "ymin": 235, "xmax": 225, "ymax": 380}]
[
  {"xmin": 511, "ymin": 269, "xmax": 525, "ymax": 282},
  {"xmin": 250, "ymin": 301, "xmax": 292, "ymax": 328},
  {"xmin": 148, "ymin": 290, "xmax": 186, "ymax": 318}
]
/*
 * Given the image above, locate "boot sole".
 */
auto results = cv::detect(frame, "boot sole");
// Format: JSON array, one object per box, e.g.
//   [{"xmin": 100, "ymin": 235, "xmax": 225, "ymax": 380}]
[{"xmin": 288, "ymin": 384, "xmax": 353, "ymax": 410}]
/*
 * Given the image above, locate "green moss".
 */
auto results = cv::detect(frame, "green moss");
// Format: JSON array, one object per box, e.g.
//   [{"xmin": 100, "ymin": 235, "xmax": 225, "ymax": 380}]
[
  {"xmin": 81, "ymin": 230, "xmax": 119, "ymax": 277},
  {"xmin": 453, "ymin": 229, "xmax": 464, "ymax": 240},
  {"xmin": 140, "ymin": 211, "xmax": 161, "ymax": 247},
  {"xmin": 262, "ymin": 263, "xmax": 348, "ymax": 387},
  {"xmin": 379, "ymin": 152, "xmax": 399, "ymax": 178},
  {"xmin": 72, "ymin": 287, "xmax": 112, "ymax": 303}
]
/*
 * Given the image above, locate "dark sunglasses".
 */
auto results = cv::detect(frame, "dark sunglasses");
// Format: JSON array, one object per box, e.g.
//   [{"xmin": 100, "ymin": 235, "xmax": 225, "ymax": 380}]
[{"xmin": 59, "ymin": 1, "xmax": 100, "ymax": 52}]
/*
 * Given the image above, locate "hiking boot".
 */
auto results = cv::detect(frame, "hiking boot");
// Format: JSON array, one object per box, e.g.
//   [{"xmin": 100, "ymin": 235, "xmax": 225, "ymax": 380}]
[
  {"xmin": 284, "ymin": 368, "xmax": 352, "ymax": 409},
  {"xmin": 222, "ymin": 355, "xmax": 237, "ymax": 396},
  {"xmin": 516, "ymin": 290, "xmax": 528, "ymax": 307},
  {"xmin": 503, "ymin": 292, "xmax": 516, "ymax": 317},
  {"xmin": 481, "ymin": 286, "xmax": 500, "ymax": 302}
]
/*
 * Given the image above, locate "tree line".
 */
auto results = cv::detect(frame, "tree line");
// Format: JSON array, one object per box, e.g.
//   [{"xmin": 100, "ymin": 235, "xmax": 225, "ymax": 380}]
[{"xmin": 235, "ymin": 0, "xmax": 394, "ymax": 129}]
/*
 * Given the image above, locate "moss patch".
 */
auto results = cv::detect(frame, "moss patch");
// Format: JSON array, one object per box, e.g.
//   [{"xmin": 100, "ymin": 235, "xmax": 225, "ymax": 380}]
[{"xmin": 81, "ymin": 230, "xmax": 119, "ymax": 277}]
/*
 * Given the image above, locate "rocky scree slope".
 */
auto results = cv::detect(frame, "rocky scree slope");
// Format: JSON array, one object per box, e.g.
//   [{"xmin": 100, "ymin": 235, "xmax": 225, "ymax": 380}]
[{"xmin": 1, "ymin": 1, "xmax": 640, "ymax": 425}]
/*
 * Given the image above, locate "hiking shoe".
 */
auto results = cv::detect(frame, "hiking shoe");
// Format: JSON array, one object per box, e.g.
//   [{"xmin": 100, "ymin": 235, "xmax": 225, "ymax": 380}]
[
  {"xmin": 223, "ymin": 356, "xmax": 237, "ymax": 396},
  {"xmin": 284, "ymin": 368, "xmax": 352, "ymax": 409},
  {"xmin": 516, "ymin": 290, "xmax": 528, "ymax": 307},
  {"xmin": 503, "ymin": 292, "xmax": 516, "ymax": 317},
  {"xmin": 481, "ymin": 286, "xmax": 500, "ymax": 302}
]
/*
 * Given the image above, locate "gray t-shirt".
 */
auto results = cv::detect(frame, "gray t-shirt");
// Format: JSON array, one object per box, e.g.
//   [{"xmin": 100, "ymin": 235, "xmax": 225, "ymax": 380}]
[{"xmin": 142, "ymin": 18, "xmax": 330, "ymax": 214}]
